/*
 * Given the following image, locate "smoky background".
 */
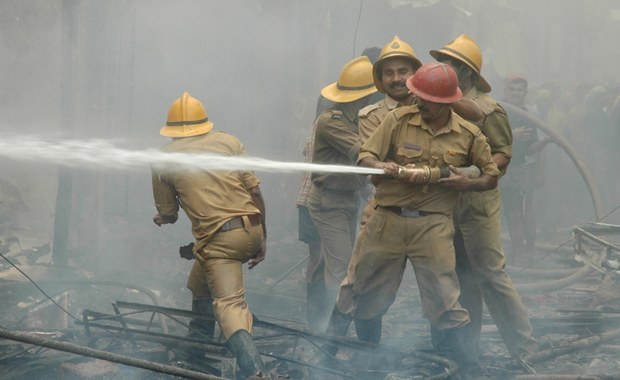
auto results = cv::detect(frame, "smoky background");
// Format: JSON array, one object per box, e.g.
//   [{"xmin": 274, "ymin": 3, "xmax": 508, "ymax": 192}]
[{"xmin": 0, "ymin": 0, "xmax": 619, "ymax": 326}]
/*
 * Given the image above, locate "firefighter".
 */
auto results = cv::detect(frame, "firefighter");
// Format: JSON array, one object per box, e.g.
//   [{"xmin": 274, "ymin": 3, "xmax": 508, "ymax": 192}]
[
  {"xmin": 430, "ymin": 35, "xmax": 539, "ymax": 362},
  {"xmin": 348, "ymin": 62, "xmax": 500, "ymax": 379},
  {"xmin": 326, "ymin": 36, "xmax": 485, "ymax": 344},
  {"xmin": 306, "ymin": 56, "xmax": 378, "ymax": 331},
  {"xmin": 151, "ymin": 92, "xmax": 268, "ymax": 379},
  {"xmin": 325, "ymin": 35, "xmax": 422, "ymax": 342}
]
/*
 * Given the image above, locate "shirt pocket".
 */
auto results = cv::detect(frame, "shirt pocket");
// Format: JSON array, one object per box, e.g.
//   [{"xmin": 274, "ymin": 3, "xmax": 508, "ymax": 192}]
[{"xmin": 396, "ymin": 145, "xmax": 423, "ymax": 165}]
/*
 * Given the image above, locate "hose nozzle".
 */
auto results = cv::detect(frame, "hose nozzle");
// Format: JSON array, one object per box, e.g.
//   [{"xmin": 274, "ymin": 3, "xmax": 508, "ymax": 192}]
[{"xmin": 396, "ymin": 165, "xmax": 481, "ymax": 183}]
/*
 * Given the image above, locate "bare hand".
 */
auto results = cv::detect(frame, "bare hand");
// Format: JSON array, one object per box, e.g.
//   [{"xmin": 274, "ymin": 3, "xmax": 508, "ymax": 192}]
[
  {"xmin": 513, "ymin": 126, "xmax": 532, "ymax": 141},
  {"xmin": 153, "ymin": 214, "xmax": 165, "ymax": 226},
  {"xmin": 438, "ymin": 166, "xmax": 472, "ymax": 190},
  {"xmin": 248, "ymin": 239, "xmax": 266, "ymax": 269},
  {"xmin": 380, "ymin": 161, "xmax": 401, "ymax": 177}
]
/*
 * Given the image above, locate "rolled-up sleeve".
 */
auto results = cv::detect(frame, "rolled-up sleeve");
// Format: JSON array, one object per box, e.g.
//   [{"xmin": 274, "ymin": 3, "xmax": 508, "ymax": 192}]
[
  {"xmin": 358, "ymin": 113, "xmax": 396, "ymax": 164},
  {"xmin": 483, "ymin": 109, "xmax": 512, "ymax": 159},
  {"xmin": 470, "ymin": 133, "xmax": 500, "ymax": 177},
  {"xmin": 151, "ymin": 171, "xmax": 180, "ymax": 219},
  {"xmin": 317, "ymin": 119, "xmax": 361, "ymax": 162}
]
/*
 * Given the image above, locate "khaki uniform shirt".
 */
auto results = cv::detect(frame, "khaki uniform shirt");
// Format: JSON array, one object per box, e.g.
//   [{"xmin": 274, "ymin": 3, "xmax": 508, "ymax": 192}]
[
  {"xmin": 358, "ymin": 105, "xmax": 499, "ymax": 215},
  {"xmin": 464, "ymin": 87, "xmax": 512, "ymax": 175},
  {"xmin": 311, "ymin": 106, "xmax": 364, "ymax": 191},
  {"xmin": 151, "ymin": 131, "xmax": 261, "ymax": 252},
  {"xmin": 358, "ymin": 96, "xmax": 412, "ymax": 145}
]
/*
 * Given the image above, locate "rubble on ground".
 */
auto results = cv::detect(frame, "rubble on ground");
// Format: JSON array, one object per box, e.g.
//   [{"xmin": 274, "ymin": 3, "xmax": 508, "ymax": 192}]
[{"xmin": 1, "ymin": 225, "xmax": 619, "ymax": 379}]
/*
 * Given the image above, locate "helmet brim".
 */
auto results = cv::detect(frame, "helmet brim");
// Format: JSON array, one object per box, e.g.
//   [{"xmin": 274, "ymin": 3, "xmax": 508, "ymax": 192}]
[
  {"xmin": 430, "ymin": 49, "xmax": 492, "ymax": 93},
  {"xmin": 412, "ymin": 88, "xmax": 463, "ymax": 104},
  {"xmin": 160, "ymin": 121, "xmax": 214, "ymax": 137},
  {"xmin": 320, "ymin": 82, "xmax": 378, "ymax": 103}
]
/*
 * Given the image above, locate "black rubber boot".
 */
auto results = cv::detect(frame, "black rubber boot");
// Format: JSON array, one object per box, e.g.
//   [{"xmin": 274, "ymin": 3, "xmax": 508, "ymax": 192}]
[
  {"xmin": 306, "ymin": 282, "xmax": 328, "ymax": 332},
  {"xmin": 325, "ymin": 305, "xmax": 353, "ymax": 337},
  {"xmin": 321, "ymin": 305, "xmax": 353, "ymax": 360},
  {"xmin": 354, "ymin": 317, "xmax": 386, "ymax": 376},
  {"xmin": 447, "ymin": 324, "xmax": 487, "ymax": 380},
  {"xmin": 227, "ymin": 329, "xmax": 266, "ymax": 379},
  {"xmin": 354, "ymin": 316, "xmax": 382, "ymax": 343},
  {"xmin": 188, "ymin": 298, "xmax": 215, "ymax": 340},
  {"xmin": 430, "ymin": 325, "xmax": 452, "ymax": 356}
]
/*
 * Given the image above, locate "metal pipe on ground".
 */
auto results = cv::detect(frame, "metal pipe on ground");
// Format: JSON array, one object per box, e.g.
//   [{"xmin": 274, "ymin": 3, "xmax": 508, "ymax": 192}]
[
  {"xmin": 0, "ymin": 326, "xmax": 227, "ymax": 380},
  {"xmin": 515, "ymin": 375, "xmax": 605, "ymax": 380},
  {"xmin": 522, "ymin": 327, "xmax": 620, "ymax": 365}
]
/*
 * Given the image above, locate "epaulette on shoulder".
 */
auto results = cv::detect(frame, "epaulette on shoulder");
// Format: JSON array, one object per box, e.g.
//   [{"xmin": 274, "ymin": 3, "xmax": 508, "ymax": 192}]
[
  {"xmin": 475, "ymin": 93, "xmax": 503, "ymax": 115},
  {"xmin": 204, "ymin": 130, "xmax": 226, "ymax": 139},
  {"xmin": 358, "ymin": 103, "xmax": 382, "ymax": 118},
  {"xmin": 391, "ymin": 104, "xmax": 419, "ymax": 120},
  {"xmin": 458, "ymin": 118, "xmax": 483, "ymax": 137},
  {"xmin": 216, "ymin": 130, "xmax": 240, "ymax": 141},
  {"xmin": 495, "ymin": 102, "xmax": 508, "ymax": 117},
  {"xmin": 330, "ymin": 110, "xmax": 344, "ymax": 120}
]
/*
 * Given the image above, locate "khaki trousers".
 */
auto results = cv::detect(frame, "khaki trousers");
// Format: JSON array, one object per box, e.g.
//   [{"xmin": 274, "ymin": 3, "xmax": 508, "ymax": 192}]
[
  {"xmin": 187, "ymin": 217, "xmax": 263, "ymax": 340},
  {"xmin": 336, "ymin": 197, "xmax": 376, "ymax": 315},
  {"xmin": 307, "ymin": 185, "xmax": 359, "ymax": 287},
  {"xmin": 454, "ymin": 189, "xmax": 538, "ymax": 357},
  {"xmin": 349, "ymin": 207, "xmax": 470, "ymax": 329}
]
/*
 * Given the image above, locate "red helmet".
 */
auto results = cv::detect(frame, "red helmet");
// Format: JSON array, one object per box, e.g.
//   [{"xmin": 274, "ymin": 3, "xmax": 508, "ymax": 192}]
[{"xmin": 405, "ymin": 62, "xmax": 463, "ymax": 104}]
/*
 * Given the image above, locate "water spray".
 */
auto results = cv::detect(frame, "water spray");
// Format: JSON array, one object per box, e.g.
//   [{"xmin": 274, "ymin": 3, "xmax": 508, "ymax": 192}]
[
  {"xmin": 0, "ymin": 135, "xmax": 484, "ymax": 180},
  {"xmin": 0, "ymin": 134, "xmax": 384, "ymax": 176}
]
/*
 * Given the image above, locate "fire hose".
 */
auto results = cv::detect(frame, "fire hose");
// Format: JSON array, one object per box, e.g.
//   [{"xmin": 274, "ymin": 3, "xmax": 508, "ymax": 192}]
[
  {"xmin": 386, "ymin": 105, "xmax": 605, "ymax": 294},
  {"xmin": 500, "ymin": 102, "xmax": 604, "ymax": 293},
  {"xmin": 500, "ymin": 102, "xmax": 603, "ymax": 220},
  {"xmin": 267, "ymin": 164, "xmax": 482, "ymax": 289},
  {"xmin": 384, "ymin": 137, "xmax": 600, "ymax": 294}
]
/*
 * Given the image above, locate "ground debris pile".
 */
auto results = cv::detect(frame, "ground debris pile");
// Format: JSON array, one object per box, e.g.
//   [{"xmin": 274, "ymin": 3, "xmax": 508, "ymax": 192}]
[{"xmin": 1, "ymin": 224, "xmax": 620, "ymax": 379}]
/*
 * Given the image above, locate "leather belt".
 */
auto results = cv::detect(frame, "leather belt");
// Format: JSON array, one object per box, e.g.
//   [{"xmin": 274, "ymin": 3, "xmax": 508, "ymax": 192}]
[
  {"xmin": 219, "ymin": 214, "xmax": 261, "ymax": 232},
  {"xmin": 380, "ymin": 206, "xmax": 435, "ymax": 218}
]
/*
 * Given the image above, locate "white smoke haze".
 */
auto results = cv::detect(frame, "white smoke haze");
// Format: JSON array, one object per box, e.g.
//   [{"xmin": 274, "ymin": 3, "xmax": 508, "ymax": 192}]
[{"xmin": 0, "ymin": 0, "xmax": 619, "ymax": 378}]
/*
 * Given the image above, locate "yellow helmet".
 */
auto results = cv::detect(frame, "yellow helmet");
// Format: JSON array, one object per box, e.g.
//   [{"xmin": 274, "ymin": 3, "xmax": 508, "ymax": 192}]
[
  {"xmin": 373, "ymin": 36, "xmax": 422, "ymax": 93},
  {"xmin": 160, "ymin": 92, "xmax": 214, "ymax": 137},
  {"xmin": 321, "ymin": 56, "xmax": 378, "ymax": 103},
  {"xmin": 430, "ymin": 34, "xmax": 492, "ymax": 93}
]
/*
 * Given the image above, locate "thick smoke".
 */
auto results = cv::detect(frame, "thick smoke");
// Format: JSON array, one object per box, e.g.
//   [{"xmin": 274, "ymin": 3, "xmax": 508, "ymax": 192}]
[{"xmin": 0, "ymin": 0, "xmax": 619, "ymax": 377}]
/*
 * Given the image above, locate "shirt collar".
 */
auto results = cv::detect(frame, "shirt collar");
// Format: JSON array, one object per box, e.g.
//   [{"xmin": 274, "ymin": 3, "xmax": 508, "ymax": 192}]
[
  {"xmin": 385, "ymin": 95, "xmax": 401, "ymax": 110},
  {"xmin": 408, "ymin": 109, "xmax": 464, "ymax": 136}
]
